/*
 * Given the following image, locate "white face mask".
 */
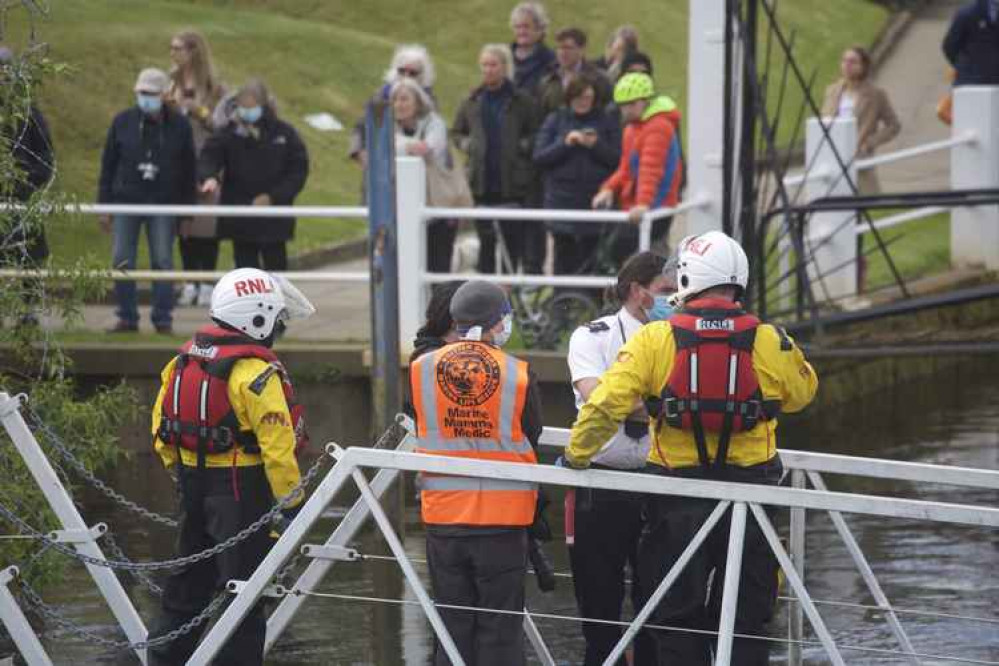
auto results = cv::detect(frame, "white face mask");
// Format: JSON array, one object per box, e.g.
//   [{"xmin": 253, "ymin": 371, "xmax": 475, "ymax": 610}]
[{"xmin": 493, "ymin": 314, "xmax": 513, "ymax": 347}]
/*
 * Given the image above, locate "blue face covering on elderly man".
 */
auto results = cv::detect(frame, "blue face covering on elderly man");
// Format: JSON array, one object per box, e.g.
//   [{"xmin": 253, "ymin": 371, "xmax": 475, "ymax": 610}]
[
  {"xmin": 238, "ymin": 106, "xmax": 263, "ymax": 124},
  {"xmin": 136, "ymin": 94, "xmax": 163, "ymax": 115}
]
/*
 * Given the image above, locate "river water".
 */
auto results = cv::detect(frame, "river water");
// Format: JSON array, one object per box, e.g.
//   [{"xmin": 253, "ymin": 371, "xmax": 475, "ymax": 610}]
[{"xmin": 15, "ymin": 358, "xmax": 999, "ymax": 664}]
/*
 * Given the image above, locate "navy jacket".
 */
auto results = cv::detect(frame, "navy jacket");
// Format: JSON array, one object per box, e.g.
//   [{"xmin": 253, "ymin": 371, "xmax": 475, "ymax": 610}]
[
  {"xmin": 199, "ymin": 110, "xmax": 309, "ymax": 242},
  {"xmin": 98, "ymin": 106, "xmax": 196, "ymax": 206},
  {"xmin": 512, "ymin": 42, "xmax": 556, "ymax": 95},
  {"xmin": 943, "ymin": 0, "xmax": 999, "ymax": 85},
  {"xmin": 533, "ymin": 107, "xmax": 620, "ymax": 233}
]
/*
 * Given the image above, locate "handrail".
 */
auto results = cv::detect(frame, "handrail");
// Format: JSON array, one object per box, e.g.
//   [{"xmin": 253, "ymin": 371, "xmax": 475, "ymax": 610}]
[
  {"xmin": 0, "ymin": 268, "xmax": 370, "ymax": 283},
  {"xmin": 1, "ymin": 203, "xmax": 368, "ymax": 219},
  {"xmin": 421, "ymin": 271, "xmax": 615, "ymax": 287},
  {"xmin": 855, "ymin": 205, "xmax": 947, "ymax": 235},
  {"xmin": 420, "ymin": 196, "xmax": 709, "ymax": 225},
  {"xmin": 854, "ymin": 131, "xmax": 978, "ymax": 171},
  {"xmin": 537, "ymin": 426, "xmax": 999, "ymax": 490}
]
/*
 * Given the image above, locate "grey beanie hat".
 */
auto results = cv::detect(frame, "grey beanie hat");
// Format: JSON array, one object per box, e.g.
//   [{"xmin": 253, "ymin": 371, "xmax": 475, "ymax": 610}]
[{"xmin": 449, "ymin": 280, "xmax": 510, "ymax": 330}]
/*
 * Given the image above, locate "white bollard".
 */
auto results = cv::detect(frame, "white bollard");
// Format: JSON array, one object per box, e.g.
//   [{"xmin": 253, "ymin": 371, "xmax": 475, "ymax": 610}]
[
  {"xmin": 395, "ymin": 156, "xmax": 427, "ymax": 358},
  {"xmin": 805, "ymin": 117, "xmax": 858, "ymax": 300},
  {"xmin": 684, "ymin": 0, "xmax": 726, "ymax": 237},
  {"xmin": 951, "ymin": 86, "xmax": 999, "ymax": 271}
]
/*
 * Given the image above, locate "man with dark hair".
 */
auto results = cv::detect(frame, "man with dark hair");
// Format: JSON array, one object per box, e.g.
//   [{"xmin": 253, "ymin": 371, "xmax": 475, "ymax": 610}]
[
  {"xmin": 411, "ymin": 280, "xmax": 544, "ymax": 666},
  {"xmin": 538, "ymin": 27, "xmax": 613, "ymax": 116},
  {"xmin": 565, "ymin": 251, "xmax": 673, "ymax": 666}
]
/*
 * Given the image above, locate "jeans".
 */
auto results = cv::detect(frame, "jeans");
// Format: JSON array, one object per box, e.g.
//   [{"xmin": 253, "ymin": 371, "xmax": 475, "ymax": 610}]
[{"xmin": 111, "ymin": 215, "xmax": 175, "ymax": 327}]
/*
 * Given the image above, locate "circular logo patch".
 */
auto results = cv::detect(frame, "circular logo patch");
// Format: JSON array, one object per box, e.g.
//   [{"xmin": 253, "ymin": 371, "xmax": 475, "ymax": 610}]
[{"xmin": 437, "ymin": 343, "xmax": 502, "ymax": 407}]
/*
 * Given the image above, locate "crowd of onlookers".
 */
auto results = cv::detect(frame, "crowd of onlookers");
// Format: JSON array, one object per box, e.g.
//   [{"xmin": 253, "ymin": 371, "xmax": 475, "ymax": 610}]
[{"xmin": 2, "ymin": 0, "xmax": 997, "ymax": 333}]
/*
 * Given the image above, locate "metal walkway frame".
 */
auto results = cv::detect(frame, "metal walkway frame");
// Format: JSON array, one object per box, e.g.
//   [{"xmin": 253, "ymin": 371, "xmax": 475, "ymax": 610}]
[{"xmin": 3, "ymin": 395, "xmax": 999, "ymax": 665}]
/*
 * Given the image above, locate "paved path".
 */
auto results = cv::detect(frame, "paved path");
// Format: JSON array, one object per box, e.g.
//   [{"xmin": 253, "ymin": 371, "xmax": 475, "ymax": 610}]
[{"xmin": 870, "ymin": 1, "xmax": 961, "ymax": 193}]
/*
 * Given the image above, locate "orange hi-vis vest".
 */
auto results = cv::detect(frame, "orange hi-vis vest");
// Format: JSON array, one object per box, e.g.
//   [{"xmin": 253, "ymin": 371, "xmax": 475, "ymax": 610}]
[{"xmin": 411, "ymin": 341, "xmax": 538, "ymax": 527}]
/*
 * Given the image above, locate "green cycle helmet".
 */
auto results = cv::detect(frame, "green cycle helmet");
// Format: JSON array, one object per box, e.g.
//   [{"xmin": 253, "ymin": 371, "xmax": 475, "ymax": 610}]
[{"xmin": 614, "ymin": 72, "xmax": 655, "ymax": 105}]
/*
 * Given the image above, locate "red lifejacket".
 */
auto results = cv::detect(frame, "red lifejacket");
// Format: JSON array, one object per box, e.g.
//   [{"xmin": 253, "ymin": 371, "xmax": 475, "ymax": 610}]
[
  {"xmin": 658, "ymin": 300, "xmax": 779, "ymax": 469},
  {"xmin": 158, "ymin": 325, "xmax": 309, "ymax": 460}
]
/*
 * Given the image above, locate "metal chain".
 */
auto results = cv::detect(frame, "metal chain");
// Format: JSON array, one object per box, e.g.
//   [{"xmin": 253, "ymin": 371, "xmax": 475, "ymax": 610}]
[
  {"xmin": 102, "ymin": 531, "xmax": 163, "ymax": 597},
  {"xmin": 23, "ymin": 405, "xmax": 179, "ymax": 528},
  {"xmin": 18, "ymin": 576, "xmax": 226, "ymax": 651},
  {"xmin": 0, "ymin": 453, "xmax": 329, "ymax": 572}
]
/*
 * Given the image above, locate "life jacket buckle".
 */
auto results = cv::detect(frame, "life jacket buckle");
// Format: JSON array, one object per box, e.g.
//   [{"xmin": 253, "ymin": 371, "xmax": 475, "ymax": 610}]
[{"xmin": 662, "ymin": 397, "xmax": 680, "ymax": 420}]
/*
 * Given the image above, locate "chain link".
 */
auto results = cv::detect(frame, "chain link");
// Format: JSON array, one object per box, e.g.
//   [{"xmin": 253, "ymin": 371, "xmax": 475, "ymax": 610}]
[
  {"xmin": 0, "ymin": 453, "xmax": 329, "ymax": 572},
  {"xmin": 18, "ymin": 576, "xmax": 226, "ymax": 651},
  {"xmin": 23, "ymin": 405, "xmax": 180, "ymax": 528},
  {"xmin": 102, "ymin": 531, "xmax": 163, "ymax": 597}
]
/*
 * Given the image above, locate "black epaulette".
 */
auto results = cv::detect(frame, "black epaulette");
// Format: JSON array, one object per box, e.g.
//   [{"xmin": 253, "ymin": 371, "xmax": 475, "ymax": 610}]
[
  {"xmin": 584, "ymin": 320, "xmax": 610, "ymax": 333},
  {"xmin": 775, "ymin": 325, "xmax": 794, "ymax": 351},
  {"xmin": 249, "ymin": 363, "xmax": 281, "ymax": 396}
]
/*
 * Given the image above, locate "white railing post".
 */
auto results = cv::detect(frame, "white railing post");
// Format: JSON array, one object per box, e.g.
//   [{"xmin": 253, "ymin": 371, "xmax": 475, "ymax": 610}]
[
  {"xmin": 805, "ymin": 117, "xmax": 858, "ymax": 300},
  {"xmin": 396, "ymin": 156, "xmax": 428, "ymax": 357},
  {"xmin": 0, "ymin": 567, "xmax": 54, "ymax": 666},
  {"xmin": 951, "ymin": 86, "xmax": 999, "ymax": 270},
  {"xmin": 685, "ymin": 0, "xmax": 725, "ymax": 237},
  {"xmin": 0, "ymin": 394, "xmax": 148, "ymax": 664}
]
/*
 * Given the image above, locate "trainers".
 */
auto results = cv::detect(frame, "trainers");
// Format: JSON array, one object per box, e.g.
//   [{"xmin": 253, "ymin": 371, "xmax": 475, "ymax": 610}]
[
  {"xmin": 196, "ymin": 283, "xmax": 214, "ymax": 307},
  {"xmin": 177, "ymin": 283, "xmax": 198, "ymax": 306},
  {"xmin": 107, "ymin": 320, "xmax": 138, "ymax": 334}
]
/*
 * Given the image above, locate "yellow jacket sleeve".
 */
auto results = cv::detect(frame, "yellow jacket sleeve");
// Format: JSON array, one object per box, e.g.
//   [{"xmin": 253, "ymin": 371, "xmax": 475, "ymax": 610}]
[
  {"xmin": 151, "ymin": 357, "xmax": 179, "ymax": 470},
  {"xmin": 753, "ymin": 325, "xmax": 818, "ymax": 413},
  {"xmin": 567, "ymin": 323, "xmax": 667, "ymax": 468},
  {"xmin": 230, "ymin": 359, "xmax": 304, "ymax": 507}
]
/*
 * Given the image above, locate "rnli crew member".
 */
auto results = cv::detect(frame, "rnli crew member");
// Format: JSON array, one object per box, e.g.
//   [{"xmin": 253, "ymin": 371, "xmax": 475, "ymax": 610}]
[
  {"xmin": 147, "ymin": 267, "xmax": 315, "ymax": 665},
  {"xmin": 566, "ymin": 250, "xmax": 672, "ymax": 666},
  {"xmin": 566, "ymin": 232, "xmax": 818, "ymax": 666},
  {"xmin": 411, "ymin": 280, "xmax": 543, "ymax": 666}
]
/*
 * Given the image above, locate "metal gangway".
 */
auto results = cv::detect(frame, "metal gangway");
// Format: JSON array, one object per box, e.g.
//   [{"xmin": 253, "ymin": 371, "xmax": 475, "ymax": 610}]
[{"xmin": 1, "ymin": 393, "xmax": 998, "ymax": 665}]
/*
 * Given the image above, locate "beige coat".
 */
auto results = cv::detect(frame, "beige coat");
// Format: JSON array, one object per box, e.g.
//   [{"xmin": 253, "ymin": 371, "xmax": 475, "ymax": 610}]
[{"xmin": 821, "ymin": 79, "xmax": 901, "ymax": 193}]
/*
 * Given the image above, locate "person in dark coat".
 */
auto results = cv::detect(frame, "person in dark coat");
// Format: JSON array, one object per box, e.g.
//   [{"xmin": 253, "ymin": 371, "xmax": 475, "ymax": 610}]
[
  {"xmin": 942, "ymin": 0, "xmax": 999, "ymax": 86},
  {"xmin": 0, "ymin": 47, "xmax": 54, "ymax": 266},
  {"xmin": 537, "ymin": 28, "xmax": 613, "ymax": 118},
  {"xmin": 510, "ymin": 2, "xmax": 556, "ymax": 96},
  {"xmin": 199, "ymin": 79, "xmax": 309, "ymax": 271},
  {"xmin": 98, "ymin": 67, "xmax": 196, "ymax": 334},
  {"xmin": 452, "ymin": 44, "xmax": 541, "ymax": 275},
  {"xmin": 533, "ymin": 75, "xmax": 620, "ymax": 277}
]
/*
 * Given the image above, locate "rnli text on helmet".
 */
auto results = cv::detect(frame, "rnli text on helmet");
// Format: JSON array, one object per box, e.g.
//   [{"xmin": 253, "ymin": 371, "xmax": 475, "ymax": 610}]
[{"xmin": 234, "ymin": 278, "xmax": 275, "ymax": 297}]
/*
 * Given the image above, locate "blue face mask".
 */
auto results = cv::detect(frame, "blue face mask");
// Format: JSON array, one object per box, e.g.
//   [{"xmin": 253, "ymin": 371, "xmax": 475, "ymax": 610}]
[
  {"xmin": 237, "ymin": 105, "xmax": 263, "ymax": 124},
  {"xmin": 644, "ymin": 294, "xmax": 674, "ymax": 322},
  {"xmin": 136, "ymin": 93, "xmax": 162, "ymax": 115}
]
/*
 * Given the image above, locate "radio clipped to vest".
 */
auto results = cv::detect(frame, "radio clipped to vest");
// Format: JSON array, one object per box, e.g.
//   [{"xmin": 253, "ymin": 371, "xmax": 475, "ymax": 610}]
[
  {"xmin": 652, "ymin": 306, "xmax": 780, "ymax": 471},
  {"xmin": 158, "ymin": 326, "xmax": 309, "ymax": 461}
]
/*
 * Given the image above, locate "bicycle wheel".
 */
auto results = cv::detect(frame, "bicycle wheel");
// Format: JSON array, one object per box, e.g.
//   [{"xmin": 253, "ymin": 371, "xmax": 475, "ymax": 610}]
[{"xmin": 538, "ymin": 292, "xmax": 598, "ymax": 350}]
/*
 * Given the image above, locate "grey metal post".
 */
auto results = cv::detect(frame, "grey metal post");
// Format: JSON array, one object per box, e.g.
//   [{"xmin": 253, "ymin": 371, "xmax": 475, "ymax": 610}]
[
  {"xmin": 715, "ymin": 501, "xmax": 748, "ymax": 666},
  {"xmin": 0, "ymin": 567, "xmax": 54, "ymax": 666},
  {"xmin": 365, "ymin": 103, "xmax": 402, "ymax": 434},
  {"xmin": 0, "ymin": 393, "xmax": 148, "ymax": 664},
  {"xmin": 788, "ymin": 468, "xmax": 806, "ymax": 666},
  {"xmin": 264, "ymin": 435, "xmax": 416, "ymax": 653},
  {"xmin": 603, "ymin": 501, "xmax": 732, "ymax": 666},
  {"xmin": 749, "ymin": 503, "xmax": 847, "ymax": 666},
  {"xmin": 349, "ymin": 468, "xmax": 465, "ymax": 665},
  {"xmin": 188, "ymin": 449, "xmax": 354, "ymax": 665},
  {"xmin": 807, "ymin": 471, "xmax": 920, "ymax": 665}
]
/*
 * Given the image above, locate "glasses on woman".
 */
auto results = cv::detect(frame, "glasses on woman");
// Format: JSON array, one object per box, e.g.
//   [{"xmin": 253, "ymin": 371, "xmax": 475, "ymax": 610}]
[{"xmin": 397, "ymin": 67, "xmax": 421, "ymax": 78}]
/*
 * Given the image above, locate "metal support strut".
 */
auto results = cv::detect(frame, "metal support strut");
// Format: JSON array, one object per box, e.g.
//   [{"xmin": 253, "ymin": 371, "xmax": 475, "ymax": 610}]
[{"xmin": 0, "ymin": 567, "xmax": 54, "ymax": 666}]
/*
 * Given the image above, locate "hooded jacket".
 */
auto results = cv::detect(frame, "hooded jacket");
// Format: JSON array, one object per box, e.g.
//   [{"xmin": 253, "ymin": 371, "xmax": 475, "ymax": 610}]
[
  {"xmin": 943, "ymin": 0, "xmax": 999, "ymax": 85},
  {"xmin": 601, "ymin": 95, "xmax": 683, "ymax": 211},
  {"xmin": 198, "ymin": 108, "xmax": 309, "ymax": 242}
]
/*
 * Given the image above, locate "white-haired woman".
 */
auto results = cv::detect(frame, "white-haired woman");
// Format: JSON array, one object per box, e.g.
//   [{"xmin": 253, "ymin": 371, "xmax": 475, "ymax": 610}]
[
  {"xmin": 349, "ymin": 43, "xmax": 437, "ymax": 169},
  {"xmin": 390, "ymin": 78, "xmax": 455, "ymax": 273},
  {"xmin": 452, "ymin": 44, "xmax": 541, "ymax": 275},
  {"xmin": 509, "ymin": 1, "xmax": 555, "ymax": 95}
]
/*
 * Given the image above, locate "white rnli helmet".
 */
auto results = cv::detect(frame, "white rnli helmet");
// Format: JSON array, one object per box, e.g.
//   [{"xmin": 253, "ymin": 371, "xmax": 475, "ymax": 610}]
[
  {"xmin": 669, "ymin": 231, "xmax": 749, "ymax": 307},
  {"xmin": 210, "ymin": 268, "xmax": 316, "ymax": 341}
]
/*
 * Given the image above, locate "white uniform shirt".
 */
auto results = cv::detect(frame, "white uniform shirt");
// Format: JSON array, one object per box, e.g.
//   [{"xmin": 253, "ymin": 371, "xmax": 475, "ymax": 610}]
[{"xmin": 567, "ymin": 307, "xmax": 651, "ymax": 469}]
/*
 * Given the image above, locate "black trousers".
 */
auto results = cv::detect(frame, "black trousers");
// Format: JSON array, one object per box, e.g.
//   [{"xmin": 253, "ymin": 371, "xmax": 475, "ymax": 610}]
[
  {"xmin": 233, "ymin": 240, "xmax": 288, "ymax": 271},
  {"xmin": 569, "ymin": 485, "xmax": 658, "ymax": 666},
  {"xmin": 426, "ymin": 529, "xmax": 528, "ymax": 666},
  {"xmin": 638, "ymin": 460, "xmax": 782, "ymax": 666},
  {"xmin": 179, "ymin": 237, "xmax": 220, "ymax": 272},
  {"xmin": 148, "ymin": 465, "xmax": 273, "ymax": 666},
  {"xmin": 553, "ymin": 232, "xmax": 602, "ymax": 276},
  {"xmin": 428, "ymin": 220, "xmax": 457, "ymax": 274}
]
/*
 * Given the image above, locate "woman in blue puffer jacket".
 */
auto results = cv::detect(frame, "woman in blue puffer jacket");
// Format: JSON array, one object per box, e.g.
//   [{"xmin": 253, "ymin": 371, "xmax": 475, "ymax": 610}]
[{"xmin": 533, "ymin": 74, "xmax": 620, "ymax": 277}]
